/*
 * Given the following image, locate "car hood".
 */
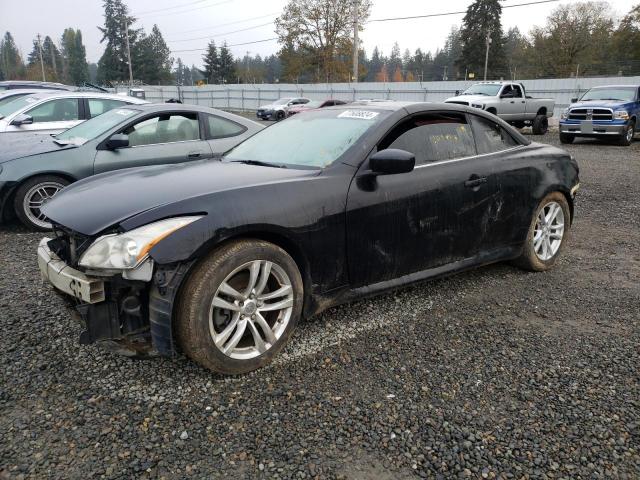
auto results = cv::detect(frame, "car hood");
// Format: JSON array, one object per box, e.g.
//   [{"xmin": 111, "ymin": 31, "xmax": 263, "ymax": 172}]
[
  {"xmin": 0, "ymin": 132, "xmax": 77, "ymax": 164},
  {"xmin": 569, "ymin": 100, "xmax": 633, "ymax": 110},
  {"xmin": 42, "ymin": 159, "xmax": 316, "ymax": 236},
  {"xmin": 444, "ymin": 95, "xmax": 491, "ymax": 105}
]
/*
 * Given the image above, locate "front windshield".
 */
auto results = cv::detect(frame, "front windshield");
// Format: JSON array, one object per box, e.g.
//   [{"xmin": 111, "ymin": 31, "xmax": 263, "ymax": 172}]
[
  {"xmin": 55, "ymin": 108, "xmax": 138, "ymax": 145},
  {"xmin": 0, "ymin": 93, "xmax": 29, "ymax": 108},
  {"xmin": 581, "ymin": 87, "xmax": 636, "ymax": 102},
  {"xmin": 0, "ymin": 95, "xmax": 43, "ymax": 118},
  {"xmin": 225, "ymin": 108, "xmax": 387, "ymax": 168},
  {"xmin": 461, "ymin": 84, "xmax": 502, "ymax": 96},
  {"xmin": 274, "ymin": 98, "xmax": 293, "ymax": 105}
]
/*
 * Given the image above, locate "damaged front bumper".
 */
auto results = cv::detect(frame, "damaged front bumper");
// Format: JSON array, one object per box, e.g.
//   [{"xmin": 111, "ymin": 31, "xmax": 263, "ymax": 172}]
[{"xmin": 37, "ymin": 237, "xmax": 189, "ymax": 357}]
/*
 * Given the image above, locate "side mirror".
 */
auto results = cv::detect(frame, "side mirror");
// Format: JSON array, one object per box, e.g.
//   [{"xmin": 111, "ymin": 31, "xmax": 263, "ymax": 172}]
[
  {"xmin": 369, "ymin": 149, "xmax": 415, "ymax": 175},
  {"xmin": 455, "ymin": 90, "xmax": 460, "ymax": 96},
  {"xmin": 11, "ymin": 113, "xmax": 33, "ymax": 126},
  {"xmin": 571, "ymin": 97, "xmax": 578, "ymax": 103},
  {"xmin": 105, "ymin": 133, "xmax": 129, "ymax": 150}
]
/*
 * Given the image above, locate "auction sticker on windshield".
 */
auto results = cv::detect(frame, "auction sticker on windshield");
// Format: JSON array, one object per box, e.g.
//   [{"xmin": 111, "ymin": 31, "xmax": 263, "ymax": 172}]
[
  {"xmin": 114, "ymin": 109, "xmax": 135, "ymax": 116},
  {"xmin": 337, "ymin": 110, "xmax": 379, "ymax": 120}
]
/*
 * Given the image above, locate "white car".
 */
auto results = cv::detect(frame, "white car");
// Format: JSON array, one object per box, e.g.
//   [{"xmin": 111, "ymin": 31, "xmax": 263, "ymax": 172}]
[
  {"xmin": 0, "ymin": 92, "xmax": 148, "ymax": 135},
  {"xmin": 256, "ymin": 97, "xmax": 310, "ymax": 121}
]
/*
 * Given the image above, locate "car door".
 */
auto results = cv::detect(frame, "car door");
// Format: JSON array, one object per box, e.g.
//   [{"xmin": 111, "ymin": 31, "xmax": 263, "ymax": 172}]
[
  {"xmin": 498, "ymin": 84, "xmax": 519, "ymax": 120},
  {"xmin": 467, "ymin": 114, "xmax": 532, "ymax": 250},
  {"xmin": 93, "ymin": 111, "xmax": 214, "ymax": 175},
  {"xmin": 8, "ymin": 98, "xmax": 82, "ymax": 133},
  {"xmin": 345, "ymin": 111, "xmax": 500, "ymax": 287},
  {"xmin": 202, "ymin": 113, "xmax": 251, "ymax": 153}
]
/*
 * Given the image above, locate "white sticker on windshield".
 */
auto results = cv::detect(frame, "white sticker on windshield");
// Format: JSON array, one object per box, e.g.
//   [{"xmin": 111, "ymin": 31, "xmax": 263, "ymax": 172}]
[
  {"xmin": 25, "ymin": 97, "xmax": 37, "ymax": 103},
  {"xmin": 337, "ymin": 110, "xmax": 379, "ymax": 120},
  {"xmin": 114, "ymin": 109, "xmax": 134, "ymax": 116}
]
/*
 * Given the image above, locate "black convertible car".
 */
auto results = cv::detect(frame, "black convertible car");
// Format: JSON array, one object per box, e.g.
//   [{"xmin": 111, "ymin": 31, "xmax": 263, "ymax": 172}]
[{"xmin": 38, "ymin": 102, "xmax": 580, "ymax": 374}]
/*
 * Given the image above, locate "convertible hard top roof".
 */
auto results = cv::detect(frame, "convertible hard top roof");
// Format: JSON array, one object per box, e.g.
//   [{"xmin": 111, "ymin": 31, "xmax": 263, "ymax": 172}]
[{"xmin": 326, "ymin": 100, "xmax": 531, "ymax": 145}]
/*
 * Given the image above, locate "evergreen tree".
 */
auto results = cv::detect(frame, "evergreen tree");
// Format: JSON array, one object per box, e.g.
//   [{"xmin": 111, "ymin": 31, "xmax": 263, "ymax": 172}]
[
  {"xmin": 218, "ymin": 42, "xmax": 235, "ymax": 83},
  {"xmin": 366, "ymin": 46, "xmax": 383, "ymax": 82},
  {"xmin": 97, "ymin": 0, "xmax": 141, "ymax": 84},
  {"xmin": 457, "ymin": 0, "xmax": 505, "ymax": 79},
  {"xmin": 61, "ymin": 29, "xmax": 89, "ymax": 85},
  {"xmin": 0, "ymin": 32, "xmax": 26, "ymax": 80},
  {"xmin": 135, "ymin": 25, "xmax": 173, "ymax": 84},
  {"xmin": 202, "ymin": 40, "xmax": 219, "ymax": 84}
]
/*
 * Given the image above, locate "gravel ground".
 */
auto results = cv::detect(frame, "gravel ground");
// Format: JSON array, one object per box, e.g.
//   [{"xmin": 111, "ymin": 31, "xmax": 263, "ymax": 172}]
[{"xmin": 1, "ymin": 133, "xmax": 639, "ymax": 479}]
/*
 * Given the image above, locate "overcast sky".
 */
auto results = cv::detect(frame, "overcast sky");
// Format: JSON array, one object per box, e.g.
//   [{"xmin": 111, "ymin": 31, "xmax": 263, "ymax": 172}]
[{"xmin": 2, "ymin": 0, "xmax": 636, "ymax": 68}]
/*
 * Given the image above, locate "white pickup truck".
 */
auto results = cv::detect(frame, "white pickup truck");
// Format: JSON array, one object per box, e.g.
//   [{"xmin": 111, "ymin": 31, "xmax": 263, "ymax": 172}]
[{"xmin": 445, "ymin": 81, "xmax": 555, "ymax": 135}]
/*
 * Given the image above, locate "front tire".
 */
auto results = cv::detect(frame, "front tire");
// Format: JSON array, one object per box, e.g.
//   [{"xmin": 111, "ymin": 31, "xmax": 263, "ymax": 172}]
[
  {"xmin": 559, "ymin": 132, "xmax": 575, "ymax": 144},
  {"xmin": 14, "ymin": 175, "xmax": 70, "ymax": 231},
  {"xmin": 275, "ymin": 111, "xmax": 285, "ymax": 121},
  {"xmin": 532, "ymin": 114, "xmax": 549, "ymax": 135},
  {"xmin": 617, "ymin": 120, "xmax": 635, "ymax": 146},
  {"xmin": 513, "ymin": 192, "xmax": 570, "ymax": 272},
  {"xmin": 175, "ymin": 239, "xmax": 303, "ymax": 375}
]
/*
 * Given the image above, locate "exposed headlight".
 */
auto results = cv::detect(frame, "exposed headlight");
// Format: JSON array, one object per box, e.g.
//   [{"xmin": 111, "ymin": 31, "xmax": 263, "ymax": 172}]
[
  {"xmin": 79, "ymin": 216, "xmax": 202, "ymax": 270},
  {"xmin": 614, "ymin": 110, "xmax": 629, "ymax": 120},
  {"xmin": 561, "ymin": 108, "xmax": 569, "ymax": 119}
]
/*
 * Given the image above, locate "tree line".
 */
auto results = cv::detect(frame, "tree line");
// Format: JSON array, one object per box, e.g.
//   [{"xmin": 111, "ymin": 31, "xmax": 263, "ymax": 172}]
[
  {"xmin": 0, "ymin": 30, "xmax": 90, "ymax": 85},
  {"xmin": 1, "ymin": 0, "xmax": 638, "ymax": 86}
]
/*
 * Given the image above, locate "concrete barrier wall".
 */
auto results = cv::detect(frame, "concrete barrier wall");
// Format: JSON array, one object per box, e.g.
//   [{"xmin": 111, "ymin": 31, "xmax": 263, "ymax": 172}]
[{"xmin": 113, "ymin": 76, "xmax": 640, "ymax": 118}]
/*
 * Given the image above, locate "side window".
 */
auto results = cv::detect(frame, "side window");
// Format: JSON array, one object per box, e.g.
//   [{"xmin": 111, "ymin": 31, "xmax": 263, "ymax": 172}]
[
  {"xmin": 379, "ymin": 113, "xmax": 476, "ymax": 165},
  {"xmin": 26, "ymin": 99, "xmax": 79, "ymax": 123},
  {"xmin": 512, "ymin": 85, "xmax": 523, "ymax": 98},
  {"xmin": 206, "ymin": 115, "xmax": 246, "ymax": 138},
  {"xmin": 123, "ymin": 113, "xmax": 199, "ymax": 147},
  {"xmin": 501, "ymin": 85, "xmax": 513, "ymax": 97},
  {"xmin": 88, "ymin": 98, "xmax": 128, "ymax": 118},
  {"xmin": 470, "ymin": 115, "xmax": 520, "ymax": 154}
]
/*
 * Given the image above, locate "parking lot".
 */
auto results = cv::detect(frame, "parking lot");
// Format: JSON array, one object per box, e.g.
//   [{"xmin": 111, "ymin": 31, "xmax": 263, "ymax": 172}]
[{"xmin": 1, "ymin": 132, "xmax": 639, "ymax": 479}]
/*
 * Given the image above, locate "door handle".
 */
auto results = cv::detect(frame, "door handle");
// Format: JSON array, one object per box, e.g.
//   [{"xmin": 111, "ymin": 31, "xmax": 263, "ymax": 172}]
[
  {"xmin": 187, "ymin": 151, "xmax": 203, "ymax": 158},
  {"xmin": 510, "ymin": 101, "xmax": 515, "ymax": 104},
  {"xmin": 464, "ymin": 176, "xmax": 487, "ymax": 188}
]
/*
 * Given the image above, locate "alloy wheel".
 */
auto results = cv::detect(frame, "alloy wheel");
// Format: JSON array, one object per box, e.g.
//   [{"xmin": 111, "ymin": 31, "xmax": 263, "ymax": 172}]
[
  {"xmin": 626, "ymin": 125, "xmax": 634, "ymax": 143},
  {"xmin": 22, "ymin": 181, "xmax": 65, "ymax": 230},
  {"xmin": 533, "ymin": 201, "xmax": 565, "ymax": 261},
  {"xmin": 209, "ymin": 260, "xmax": 294, "ymax": 360}
]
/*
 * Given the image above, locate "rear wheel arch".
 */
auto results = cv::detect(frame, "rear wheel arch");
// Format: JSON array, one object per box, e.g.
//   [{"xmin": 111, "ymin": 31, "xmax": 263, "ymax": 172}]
[{"xmin": 536, "ymin": 107, "xmax": 547, "ymax": 116}]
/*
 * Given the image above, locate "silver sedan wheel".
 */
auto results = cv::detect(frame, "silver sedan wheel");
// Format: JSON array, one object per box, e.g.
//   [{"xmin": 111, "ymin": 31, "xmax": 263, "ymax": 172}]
[
  {"xmin": 533, "ymin": 201, "xmax": 565, "ymax": 261},
  {"xmin": 209, "ymin": 260, "xmax": 294, "ymax": 360},
  {"xmin": 23, "ymin": 181, "xmax": 65, "ymax": 229}
]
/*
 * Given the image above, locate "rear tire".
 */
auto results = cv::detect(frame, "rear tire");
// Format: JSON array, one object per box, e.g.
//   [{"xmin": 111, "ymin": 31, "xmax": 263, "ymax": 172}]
[
  {"xmin": 14, "ymin": 175, "xmax": 70, "ymax": 231},
  {"xmin": 275, "ymin": 110, "xmax": 285, "ymax": 121},
  {"xmin": 617, "ymin": 120, "xmax": 635, "ymax": 146},
  {"xmin": 175, "ymin": 239, "xmax": 303, "ymax": 375},
  {"xmin": 513, "ymin": 192, "xmax": 570, "ymax": 272},
  {"xmin": 559, "ymin": 132, "xmax": 575, "ymax": 144},
  {"xmin": 532, "ymin": 114, "xmax": 549, "ymax": 135}
]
